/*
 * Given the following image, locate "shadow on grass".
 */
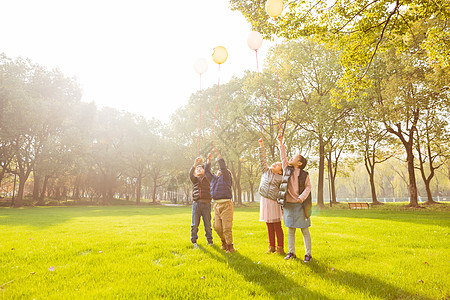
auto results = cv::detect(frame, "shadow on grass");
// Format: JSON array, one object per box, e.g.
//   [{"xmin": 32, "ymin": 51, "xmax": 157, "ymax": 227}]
[
  {"xmin": 305, "ymin": 259, "xmax": 433, "ymax": 300},
  {"xmin": 0, "ymin": 206, "xmax": 190, "ymax": 228},
  {"xmin": 200, "ymin": 245, "xmax": 330, "ymax": 299}
]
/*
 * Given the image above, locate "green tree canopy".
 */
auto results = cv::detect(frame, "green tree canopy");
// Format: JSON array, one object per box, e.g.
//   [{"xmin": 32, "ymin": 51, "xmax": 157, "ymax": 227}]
[{"xmin": 229, "ymin": 0, "xmax": 450, "ymax": 98}]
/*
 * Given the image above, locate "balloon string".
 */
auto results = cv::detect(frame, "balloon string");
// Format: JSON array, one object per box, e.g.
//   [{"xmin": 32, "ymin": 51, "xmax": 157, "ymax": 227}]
[
  {"xmin": 198, "ymin": 74, "xmax": 202, "ymax": 156},
  {"xmin": 275, "ymin": 23, "xmax": 281, "ymax": 134},
  {"xmin": 255, "ymin": 50, "xmax": 263, "ymax": 139},
  {"xmin": 212, "ymin": 64, "xmax": 220, "ymax": 149}
]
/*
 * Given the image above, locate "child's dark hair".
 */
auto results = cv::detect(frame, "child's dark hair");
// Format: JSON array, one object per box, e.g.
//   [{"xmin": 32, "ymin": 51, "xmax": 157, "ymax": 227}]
[{"xmin": 299, "ymin": 155, "xmax": 307, "ymax": 170}]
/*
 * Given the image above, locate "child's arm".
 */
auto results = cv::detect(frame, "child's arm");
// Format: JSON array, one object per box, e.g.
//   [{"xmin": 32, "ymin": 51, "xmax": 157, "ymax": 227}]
[
  {"xmin": 214, "ymin": 148, "xmax": 232, "ymax": 184},
  {"xmin": 298, "ymin": 175, "xmax": 312, "ymax": 203},
  {"xmin": 204, "ymin": 152, "xmax": 214, "ymax": 181},
  {"xmin": 218, "ymin": 158, "xmax": 232, "ymax": 184},
  {"xmin": 212, "ymin": 147, "xmax": 222, "ymax": 160},
  {"xmin": 258, "ymin": 138, "xmax": 269, "ymax": 173},
  {"xmin": 277, "ymin": 133, "xmax": 288, "ymax": 170},
  {"xmin": 189, "ymin": 167, "xmax": 196, "ymax": 183},
  {"xmin": 189, "ymin": 157, "xmax": 201, "ymax": 183}
]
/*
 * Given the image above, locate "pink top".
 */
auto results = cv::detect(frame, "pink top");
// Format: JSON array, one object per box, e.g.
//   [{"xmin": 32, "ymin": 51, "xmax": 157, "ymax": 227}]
[{"xmin": 279, "ymin": 142, "xmax": 311, "ymax": 203}]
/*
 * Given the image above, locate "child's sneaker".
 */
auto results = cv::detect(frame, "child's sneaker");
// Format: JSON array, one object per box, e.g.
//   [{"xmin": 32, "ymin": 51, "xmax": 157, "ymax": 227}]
[
  {"xmin": 193, "ymin": 243, "xmax": 199, "ymax": 248},
  {"xmin": 284, "ymin": 252, "xmax": 297, "ymax": 260},
  {"xmin": 304, "ymin": 254, "xmax": 312, "ymax": 262}
]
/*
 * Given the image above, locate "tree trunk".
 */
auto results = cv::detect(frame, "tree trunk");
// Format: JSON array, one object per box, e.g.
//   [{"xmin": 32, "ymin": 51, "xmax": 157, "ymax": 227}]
[
  {"xmin": 423, "ymin": 181, "xmax": 438, "ymax": 205},
  {"xmin": 386, "ymin": 120, "xmax": 420, "ymax": 207},
  {"xmin": 152, "ymin": 178, "xmax": 158, "ymax": 203},
  {"xmin": 364, "ymin": 153, "xmax": 383, "ymax": 205},
  {"xmin": 32, "ymin": 175, "xmax": 41, "ymax": 202},
  {"xmin": 55, "ymin": 186, "xmax": 61, "ymax": 201},
  {"xmin": 14, "ymin": 174, "xmax": 27, "ymax": 207},
  {"xmin": 73, "ymin": 175, "xmax": 80, "ymax": 199},
  {"xmin": 317, "ymin": 137, "xmax": 325, "ymax": 207},
  {"xmin": 369, "ymin": 171, "xmax": 382, "ymax": 205},
  {"xmin": 101, "ymin": 172, "xmax": 108, "ymax": 205},
  {"xmin": 37, "ymin": 175, "xmax": 50, "ymax": 206},
  {"xmin": 327, "ymin": 154, "xmax": 338, "ymax": 204},
  {"xmin": 405, "ymin": 147, "xmax": 419, "ymax": 207},
  {"xmin": 236, "ymin": 160, "xmax": 242, "ymax": 205},
  {"xmin": 136, "ymin": 174, "xmax": 142, "ymax": 205},
  {"xmin": 417, "ymin": 140, "xmax": 438, "ymax": 205},
  {"xmin": 0, "ymin": 169, "xmax": 5, "ymax": 189},
  {"xmin": 330, "ymin": 176, "xmax": 337, "ymax": 203}
]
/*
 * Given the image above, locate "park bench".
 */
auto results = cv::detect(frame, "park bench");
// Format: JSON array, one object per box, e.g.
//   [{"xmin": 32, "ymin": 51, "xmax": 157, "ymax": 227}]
[{"xmin": 348, "ymin": 202, "xmax": 370, "ymax": 209}]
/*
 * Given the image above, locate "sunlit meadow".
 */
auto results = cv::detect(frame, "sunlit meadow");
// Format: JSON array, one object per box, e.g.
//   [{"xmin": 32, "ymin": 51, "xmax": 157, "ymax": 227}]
[{"xmin": 1, "ymin": 204, "xmax": 449, "ymax": 299}]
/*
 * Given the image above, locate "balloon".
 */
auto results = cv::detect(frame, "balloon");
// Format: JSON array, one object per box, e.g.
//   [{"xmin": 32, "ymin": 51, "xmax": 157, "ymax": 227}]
[
  {"xmin": 265, "ymin": 0, "xmax": 283, "ymax": 18},
  {"xmin": 212, "ymin": 46, "xmax": 228, "ymax": 64},
  {"xmin": 247, "ymin": 31, "xmax": 263, "ymax": 51},
  {"xmin": 194, "ymin": 58, "xmax": 208, "ymax": 75}
]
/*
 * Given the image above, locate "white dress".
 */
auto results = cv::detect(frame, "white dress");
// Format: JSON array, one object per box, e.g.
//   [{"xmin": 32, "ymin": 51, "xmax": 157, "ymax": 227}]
[{"xmin": 259, "ymin": 196, "xmax": 283, "ymax": 223}]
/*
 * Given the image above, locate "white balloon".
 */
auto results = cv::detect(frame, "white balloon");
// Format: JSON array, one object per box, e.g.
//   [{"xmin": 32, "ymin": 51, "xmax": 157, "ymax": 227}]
[
  {"xmin": 247, "ymin": 31, "xmax": 263, "ymax": 51},
  {"xmin": 194, "ymin": 58, "xmax": 208, "ymax": 74}
]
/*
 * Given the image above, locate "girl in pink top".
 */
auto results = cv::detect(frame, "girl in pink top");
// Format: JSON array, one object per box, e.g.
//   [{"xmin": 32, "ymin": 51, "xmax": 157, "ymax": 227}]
[{"xmin": 277, "ymin": 133, "xmax": 313, "ymax": 262}]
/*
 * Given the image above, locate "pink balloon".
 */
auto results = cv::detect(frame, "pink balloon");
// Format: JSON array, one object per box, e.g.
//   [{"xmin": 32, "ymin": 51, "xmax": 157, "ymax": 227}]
[{"xmin": 247, "ymin": 31, "xmax": 263, "ymax": 51}]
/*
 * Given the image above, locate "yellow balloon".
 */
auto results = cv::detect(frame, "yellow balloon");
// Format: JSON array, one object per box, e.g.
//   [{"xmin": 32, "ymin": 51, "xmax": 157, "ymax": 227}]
[
  {"xmin": 265, "ymin": 0, "xmax": 283, "ymax": 18},
  {"xmin": 212, "ymin": 46, "xmax": 228, "ymax": 64}
]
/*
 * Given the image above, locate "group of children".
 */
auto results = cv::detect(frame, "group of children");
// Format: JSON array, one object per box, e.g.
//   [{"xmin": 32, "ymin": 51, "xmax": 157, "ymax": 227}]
[
  {"xmin": 189, "ymin": 147, "xmax": 235, "ymax": 253},
  {"xmin": 189, "ymin": 134, "xmax": 312, "ymax": 262}
]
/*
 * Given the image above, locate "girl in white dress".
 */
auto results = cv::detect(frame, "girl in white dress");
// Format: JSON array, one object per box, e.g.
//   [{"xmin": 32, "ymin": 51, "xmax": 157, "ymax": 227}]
[{"xmin": 258, "ymin": 138, "xmax": 284, "ymax": 254}]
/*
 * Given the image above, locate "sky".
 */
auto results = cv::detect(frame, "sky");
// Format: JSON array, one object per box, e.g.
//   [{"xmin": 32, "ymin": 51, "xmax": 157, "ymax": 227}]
[{"xmin": 2, "ymin": 0, "xmax": 273, "ymax": 123}]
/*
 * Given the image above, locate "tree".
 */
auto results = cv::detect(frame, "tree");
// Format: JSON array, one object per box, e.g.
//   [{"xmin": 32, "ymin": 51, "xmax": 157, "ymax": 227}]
[
  {"xmin": 146, "ymin": 136, "xmax": 171, "ymax": 204},
  {"xmin": 325, "ymin": 128, "xmax": 351, "ymax": 205},
  {"xmin": 0, "ymin": 55, "xmax": 81, "ymax": 206},
  {"xmin": 354, "ymin": 120, "xmax": 393, "ymax": 205},
  {"xmin": 230, "ymin": 0, "xmax": 450, "ymax": 97},
  {"xmin": 121, "ymin": 115, "xmax": 161, "ymax": 205},
  {"xmin": 89, "ymin": 108, "xmax": 128, "ymax": 205},
  {"xmin": 353, "ymin": 78, "xmax": 397, "ymax": 205},
  {"xmin": 415, "ymin": 107, "xmax": 449, "ymax": 204},
  {"xmin": 211, "ymin": 77, "xmax": 254, "ymax": 205},
  {"xmin": 270, "ymin": 39, "xmax": 350, "ymax": 207},
  {"xmin": 374, "ymin": 41, "xmax": 448, "ymax": 206},
  {"xmin": 241, "ymin": 150, "xmax": 260, "ymax": 203}
]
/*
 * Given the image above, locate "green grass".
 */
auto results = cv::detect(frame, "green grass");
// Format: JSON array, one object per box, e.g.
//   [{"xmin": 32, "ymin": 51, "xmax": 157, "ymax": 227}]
[{"xmin": 0, "ymin": 204, "xmax": 449, "ymax": 299}]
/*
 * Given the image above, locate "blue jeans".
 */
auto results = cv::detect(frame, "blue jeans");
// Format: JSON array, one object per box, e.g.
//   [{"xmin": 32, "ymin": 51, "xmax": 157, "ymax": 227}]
[{"xmin": 191, "ymin": 201, "xmax": 213, "ymax": 244}]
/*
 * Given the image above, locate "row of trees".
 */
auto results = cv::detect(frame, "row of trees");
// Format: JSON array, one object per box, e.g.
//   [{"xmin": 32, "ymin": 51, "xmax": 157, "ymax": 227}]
[
  {"xmin": 1, "ymin": 1, "xmax": 449, "ymax": 207},
  {"xmin": 0, "ymin": 54, "xmax": 182, "ymax": 207},
  {"xmin": 171, "ymin": 39, "xmax": 449, "ymax": 207},
  {"xmin": 227, "ymin": 0, "xmax": 450, "ymax": 206}
]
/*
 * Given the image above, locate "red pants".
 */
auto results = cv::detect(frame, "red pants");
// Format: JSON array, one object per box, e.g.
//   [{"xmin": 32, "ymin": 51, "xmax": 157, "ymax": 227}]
[{"xmin": 266, "ymin": 221, "xmax": 284, "ymax": 247}]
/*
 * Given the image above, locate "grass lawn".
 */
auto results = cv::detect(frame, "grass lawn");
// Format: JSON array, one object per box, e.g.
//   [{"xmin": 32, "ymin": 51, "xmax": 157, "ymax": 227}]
[{"xmin": 0, "ymin": 203, "xmax": 449, "ymax": 299}]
